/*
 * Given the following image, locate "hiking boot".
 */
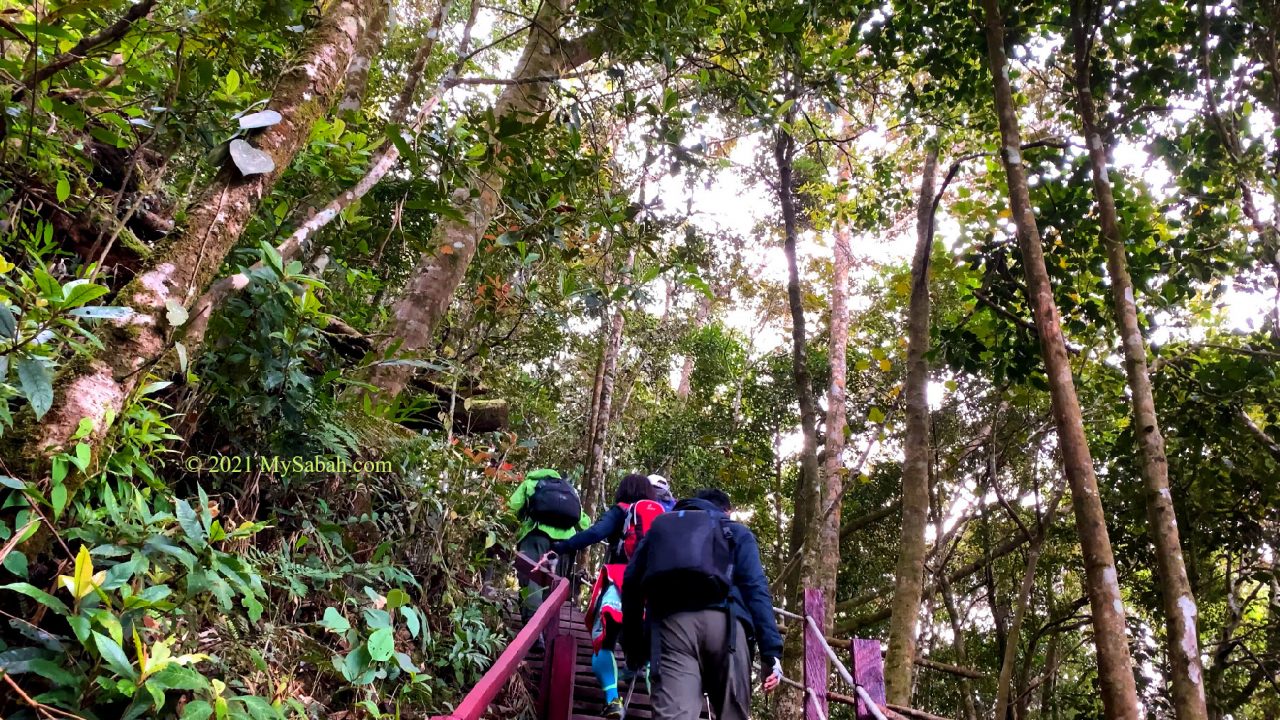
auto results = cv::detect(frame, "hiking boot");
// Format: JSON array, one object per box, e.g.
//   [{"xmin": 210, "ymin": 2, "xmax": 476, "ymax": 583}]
[{"xmin": 603, "ymin": 699, "xmax": 624, "ymax": 719}]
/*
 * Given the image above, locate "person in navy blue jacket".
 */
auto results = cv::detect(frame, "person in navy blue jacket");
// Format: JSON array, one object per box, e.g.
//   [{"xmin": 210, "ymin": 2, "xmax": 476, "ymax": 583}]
[{"xmin": 621, "ymin": 488, "xmax": 783, "ymax": 720}]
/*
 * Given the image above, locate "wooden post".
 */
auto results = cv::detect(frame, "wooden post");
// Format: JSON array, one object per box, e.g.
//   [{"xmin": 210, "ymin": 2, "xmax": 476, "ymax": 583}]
[
  {"xmin": 804, "ymin": 588, "xmax": 829, "ymax": 720},
  {"xmin": 850, "ymin": 638, "xmax": 886, "ymax": 720},
  {"xmin": 544, "ymin": 631, "xmax": 577, "ymax": 720}
]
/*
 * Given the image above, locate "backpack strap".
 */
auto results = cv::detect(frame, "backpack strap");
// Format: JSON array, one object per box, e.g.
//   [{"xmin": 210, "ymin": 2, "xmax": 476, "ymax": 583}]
[
  {"xmin": 720, "ymin": 516, "xmax": 738, "ymax": 655},
  {"xmin": 613, "ymin": 502, "xmax": 633, "ymax": 560}
]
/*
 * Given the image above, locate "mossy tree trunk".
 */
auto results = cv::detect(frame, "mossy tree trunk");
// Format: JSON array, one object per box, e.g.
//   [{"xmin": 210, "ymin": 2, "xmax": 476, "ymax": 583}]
[{"xmin": 15, "ymin": 0, "xmax": 376, "ymax": 490}]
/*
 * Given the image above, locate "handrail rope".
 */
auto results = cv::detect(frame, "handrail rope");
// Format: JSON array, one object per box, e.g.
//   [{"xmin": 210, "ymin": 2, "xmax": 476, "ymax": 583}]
[
  {"xmin": 769, "ymin": 669, "xmax": 830, "ymax": 720},
  {"xmin": 771, "ymin": 606, "xmax": 891, "ymax": 720}
]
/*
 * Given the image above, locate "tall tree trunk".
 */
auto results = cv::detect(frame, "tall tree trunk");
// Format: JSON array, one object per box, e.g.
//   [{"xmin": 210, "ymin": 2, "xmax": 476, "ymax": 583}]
[
  {"xmin": 938, "ymin": 577, "xmax": 980, "ymax": 720},
  {"xmin": 582, "ymin": 298, "xmax": 625, "ymax": 516},
  {"xmin": 676, "ymin": 294, "xmax": 712, "ymax": 400},
  {"xmin": 979, "ymin": 2, "xmax": 1141, "ymax": 717},
  {"xmin": 884, "ymin": 144, "xmax": 938, "ymax": 704},
  {"xmin": 14, "ymin": 0, "xmax": 375, "ymax": 479},
  {"xmin": 582, "ymin": 329, "xmax": 607, "ymax": 464},
  {"xmin": 1071, "ymin": 6, "xmax": 1210, "ymax": 719},
  {"xmin": 777, "ymin": 126, "xmax": 823, "ymax": 598},
  {"xmin": 364, "ymin": 0, "xmax": 599, "ymax": 399},
  {"xmin": 775, "ymin": 121, "xmax": 821, "ymax": 720},
  {"xmin": 338, "ymin": 0, "xmax": 390, "ymax": 118},
  {"xmin": 993, "ymin": 489, "xmax": 1064, "ymax": 720},
  {"xmin": 1040, "ymin": 621, "xmax": 1062, "ymax": 720},
  {"xmin": 814, "ymin": 161, "xmax": 854, "ymax": 617}
]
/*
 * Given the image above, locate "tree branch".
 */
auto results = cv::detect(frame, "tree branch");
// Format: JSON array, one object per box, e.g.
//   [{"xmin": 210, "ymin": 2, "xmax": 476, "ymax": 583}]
[{"xmin": 22, "ymin": 0, "xmax": 159, "ymax": 89}]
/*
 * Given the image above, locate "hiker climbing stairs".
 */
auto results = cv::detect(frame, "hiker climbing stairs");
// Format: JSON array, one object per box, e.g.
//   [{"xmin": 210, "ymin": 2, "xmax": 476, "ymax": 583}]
[
  {"xmin": 507, "ymin": 603, "xmax": 712, "ymax": 720},
  {"xmin": 431, "ymin": 555, "xmax": 911, "ymax": 720}
]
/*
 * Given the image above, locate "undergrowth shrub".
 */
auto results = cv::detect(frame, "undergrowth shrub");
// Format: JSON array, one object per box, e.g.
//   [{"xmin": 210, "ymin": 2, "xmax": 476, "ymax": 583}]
[{"xmin": 1, "ymin": 244, "xmax": 529, "ymax": 718}]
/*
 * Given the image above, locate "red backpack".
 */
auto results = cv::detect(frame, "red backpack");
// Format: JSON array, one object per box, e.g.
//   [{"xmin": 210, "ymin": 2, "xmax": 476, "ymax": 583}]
[{"xmin": 615, "ymin": 499, "xmax": 665, "ymax": 561}]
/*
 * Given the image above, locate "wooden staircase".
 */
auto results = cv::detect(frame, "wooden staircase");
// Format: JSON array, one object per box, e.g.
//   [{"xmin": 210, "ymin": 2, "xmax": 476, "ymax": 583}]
[{"xmin": 510, "ymin": 604, "xmax": 710, "ymax": 720}]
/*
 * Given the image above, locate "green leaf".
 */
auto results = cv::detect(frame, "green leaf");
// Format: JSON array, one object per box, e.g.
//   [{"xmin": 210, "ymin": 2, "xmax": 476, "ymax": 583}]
[
  {"xmin": 148, "ymin": 664, "xmax": 209, "ymax": 692},
  {"xmin": 92, "ymin": 608, "xmax": 123, "ymax": 646},
  {"xmin": 51, "ymin": 484, "xmax": 67, "ymax": 519},
  {"xmin": 28, "ymin": 657, "xmax": 79, "ymax": 686},
  {"xmin": 15, "ymin": 357, "xmax": 53, "ymax": 419},
  {"xmin": 103, "ymin": 554, "xmax": 146, "ymax": 590},
  {"xmin": 385, "ymin": 588, "xmax": 410, "ymax": 610},
  {"xmin": 0, "ymin": 475, "xmax": 24, "ymax": 490},
  {"xmin": 72, "ymin": 417, "xmax": 95, "ymax": 440},
  {"xmin": 181, "ymin": 700, "xmax": 214, "ymax": 720},
  {"xmin": 144, "ymin": 535, "xmax": 197, "ymax": 569},
  {"xmin": 367, "ymin": 627, "xmax": 394, "ymax": 662},
  {"xmin": 140, "ymin": 381, "xmax": 172, "ymax": 396},
  {"xmin": 341, "ymin": 644, "xmax": 372, "ymax": 683},
  {"xmin": 32, "ymin": 266, "xmax": 60, "ymax": 299},
  {"xmin": 238, "ymin": 696, "xmax": 279, "ymax": 720},
  {"xmin": 0, "ymin": 304, "xmax": 15, "ymax": 339},
  {"xmin": 363, "ymin": 608, "xmax": 391, "ymax": 629},
  {"xmin": 400, "ymin": 606, "xmax": 421, "ymax": 639},
  {"xmin": 56, "ymin": 177, "xmax": 70, "ymax": 203},
  {"xmin": 393, "ymin": 651, "xmax": 421, "ymax": 675},
  {"xmin": 94, "ymin": 631, "xmax": 138, "ymax": 680},
  {"xmin": 868, "ymin": 407, "xmax": 886, "ymax": 424},
  {"xmin": 61, "ymin": 280, "xmax": 109, "ymax": 308},
  {"xmin": 319, "ymin": 607, "xmax": 350, "ymax": 634},
  {"xmin": 3, "ymin": 549, "xmax": 28, "ymax": 578},
  {"xmin": 73, "ymin": 442, "xmax": 91, "ymax": 471},
  {"xmin": 1, "ymin": 582, "xmax": 72, "ymax": 615},
  {"xmin": 174, "ymin": 499, "xmax": 207, "ymax": 546},
  {"xmin": 0, "ymin": 647, "xmax": 50, "ymax": 674},
  {"xmin": 67, "ymin": 615, "xmax": 91, "ymax": 643},
  {"xmin": 225, "ymin": 69, "xmax": 240, "ymax": 94}
]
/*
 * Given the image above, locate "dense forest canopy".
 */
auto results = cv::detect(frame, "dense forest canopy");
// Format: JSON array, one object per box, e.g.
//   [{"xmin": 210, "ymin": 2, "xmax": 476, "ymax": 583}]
[{"xmin": 0, "ymin": 0, "xmax": 1276, "ymax": 718}]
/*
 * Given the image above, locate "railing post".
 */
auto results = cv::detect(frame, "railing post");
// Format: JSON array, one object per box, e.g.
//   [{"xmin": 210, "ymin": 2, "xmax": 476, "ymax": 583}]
[
  {"xmin": 538, "ymin": 578, "xmax": 562, "ymax": 718},
  {"xmin": 804, "ymin": 588, "xmax": 828, "ymax": 720},
  {"xmin": 544, "ymin": 628, "xmax": 577, "ymax": 720},
  {"xmin": 849, "ymin": 638, "xmax": 886, "ymax": 720}
]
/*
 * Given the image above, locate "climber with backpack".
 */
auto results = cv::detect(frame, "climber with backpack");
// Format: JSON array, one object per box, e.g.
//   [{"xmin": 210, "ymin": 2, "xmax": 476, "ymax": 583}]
[
  {"xmin": 537, "ymin": 473, "xmax": 665, "ymax": 719},
  {"xmin": 508, "ymin": 468, "xmax": 589, "ymax": 626},
  {"xmin": 621, "ymin": 488, "xmax": 783, "ymax": 720}
]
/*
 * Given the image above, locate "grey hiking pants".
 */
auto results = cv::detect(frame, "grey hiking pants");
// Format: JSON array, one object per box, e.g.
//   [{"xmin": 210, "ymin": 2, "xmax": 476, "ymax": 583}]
[
  {"xmin": 652, "ymin": 609, "xmax": 751, "ymax": 720},
  {"xmin": 515, "ymin": 531, "xmax": 573, "ymax": 622}
]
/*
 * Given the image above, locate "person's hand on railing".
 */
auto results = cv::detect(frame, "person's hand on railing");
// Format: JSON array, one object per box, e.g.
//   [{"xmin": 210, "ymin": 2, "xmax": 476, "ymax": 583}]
[
  {"xmin": 761, "ymin": 656, "xmax": 782, "ymax": 694},
  {"xmin": 534, "ymin": 550, "xmax": 557, "ymax": 572}
]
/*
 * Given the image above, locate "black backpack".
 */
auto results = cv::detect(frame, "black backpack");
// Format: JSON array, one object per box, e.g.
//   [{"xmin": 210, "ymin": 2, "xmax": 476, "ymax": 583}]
[
  {"xmin": 639, "ymin": 508, "xmax": 735, "ymax": 611},
  {"xmin": 526, "ymin": 476, "xmax": 582, "ymax": 529}
]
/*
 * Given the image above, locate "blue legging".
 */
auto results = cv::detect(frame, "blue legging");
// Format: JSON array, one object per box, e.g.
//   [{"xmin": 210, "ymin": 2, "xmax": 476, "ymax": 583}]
[
  {"xmin": 591, "ymin": 583, "xmax": 624, "ymax": 704},
  {"xmin": 592, "ymin": 648, "xmax": 619, "ymax": 703}
]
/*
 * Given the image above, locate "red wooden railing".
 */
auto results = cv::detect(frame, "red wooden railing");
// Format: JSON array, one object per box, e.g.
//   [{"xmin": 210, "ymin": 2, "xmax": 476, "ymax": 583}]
[{"xmin": 430, "ymin": 553, "xmax": 577, "ymax": 720}]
